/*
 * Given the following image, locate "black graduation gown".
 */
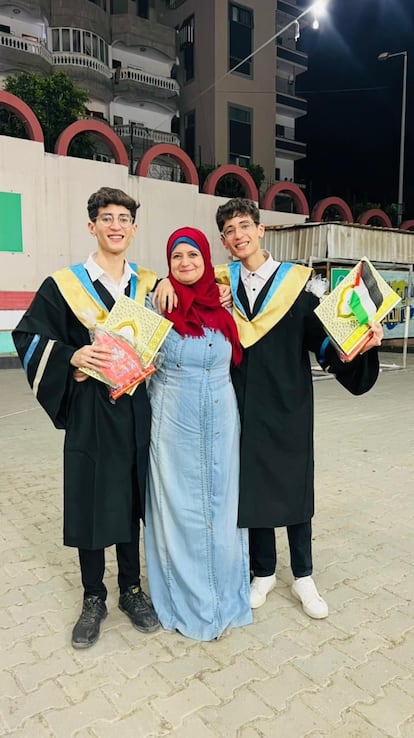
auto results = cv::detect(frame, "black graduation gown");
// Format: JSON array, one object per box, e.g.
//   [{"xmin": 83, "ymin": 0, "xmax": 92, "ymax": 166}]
[
  {"xmin": 12, "ymin": 276, "xmax": 151, "ymax": 550},
  {"xmin": 231, "ymin": 276, "xmax": 380, "ymax": 529}
]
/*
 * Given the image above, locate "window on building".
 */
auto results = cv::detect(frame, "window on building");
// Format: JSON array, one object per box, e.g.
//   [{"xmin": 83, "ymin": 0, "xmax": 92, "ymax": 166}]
[
  {"xmin": 110, "ymin": 0, "xmax": 128, "ymax": 12},
  {"xmin": 88, "ymin": 0, "xmax": 107, "ymax": 9},
  {"xmin": 61, "ymin": 28, "xmax": 70, "ymax": 51},
  {"xmin": 51, "ymin": 27, "xmax": 108, "ymax": 63},
  {"xmin": 275, "ymin": 167, "xmax": 281, "ymax": 180},
  {"xmin": 87, "ymin": 109, "xmax": 105, "ymax": 119},
  {"xmin": 229, "ymin": 2, "xmax": 253, "ymax": 76},
  {"xmin": 0, "ymin": 24, "xmax": 11, "ymax": 33},
  {"xmin": 276, "ymin": 124, "xmax": 285, "ymax": 137},
  {"xmin": 229, "ymin": 104, "xmax": 251, "ymax": 166},
  {"xmin": 137, "ymin": 0, "xmax": 149, "ymax": 18},
  {"xmin": 83, "ymin": 30, "xmax": 92, "ymax": 55},
  {"xmin": 113, "ymin": 115, "xmax": 123, "ymax": 125},
  {"xmin": 73, "ymin": 29, "xmax": 81, "ymax": 52},
  {"xmin": 178, "ymin": 15, "xmax": 195, "ymax": 83},
  {"xmin": 52, "ymin": 29, "xmax": 60, "ymax": 51},
  {"xmin": 183, "ymin": 111, "xmax": 195, "ymax": 162}
]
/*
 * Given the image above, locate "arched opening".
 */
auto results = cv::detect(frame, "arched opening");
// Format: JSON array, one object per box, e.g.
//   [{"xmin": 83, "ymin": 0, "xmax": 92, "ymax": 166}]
[
  {"xmin": 262, "ymin": 182, "xmax": 309, "ymax": 215},
  {"xmin": 55, "ymin": 120, "xmax": 129, "ymax": 166},
  {"xmin": 311, "ymin": 197, "xmax": 353, "ymax": 223}
]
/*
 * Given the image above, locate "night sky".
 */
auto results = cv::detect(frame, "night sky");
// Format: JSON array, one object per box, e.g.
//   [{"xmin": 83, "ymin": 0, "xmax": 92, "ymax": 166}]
[{"xmin": 295, "ymin": 0, "xmax": 414, "ymax": 220}]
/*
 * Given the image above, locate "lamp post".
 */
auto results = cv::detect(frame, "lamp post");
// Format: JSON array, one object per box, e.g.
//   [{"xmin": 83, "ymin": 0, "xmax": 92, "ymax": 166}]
[{"xmin": 378, "ymin": 50, "xmax": 408, "ymax": 227}]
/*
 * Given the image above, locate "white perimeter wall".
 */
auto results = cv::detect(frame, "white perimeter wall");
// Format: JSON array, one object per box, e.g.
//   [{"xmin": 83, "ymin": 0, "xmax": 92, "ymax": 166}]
[{"xmin": 0, "ymin": 134, "xmax": 306, "ymax": 291}]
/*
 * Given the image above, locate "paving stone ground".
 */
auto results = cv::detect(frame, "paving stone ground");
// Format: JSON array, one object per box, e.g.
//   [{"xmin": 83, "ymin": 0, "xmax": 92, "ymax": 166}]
[{"xmin": 0, "ymin": 354, "xmax": 413, "ymax": 738}]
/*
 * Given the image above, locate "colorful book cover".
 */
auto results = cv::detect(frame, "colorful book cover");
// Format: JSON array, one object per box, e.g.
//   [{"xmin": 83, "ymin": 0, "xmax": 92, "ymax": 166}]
[
  {"xmin": 80, "ymin": 296, "xmax": 172, "ymax": 396},
  {"xmin": 314, "ymin": 257, "xmax": 401, "ymax": 359}
]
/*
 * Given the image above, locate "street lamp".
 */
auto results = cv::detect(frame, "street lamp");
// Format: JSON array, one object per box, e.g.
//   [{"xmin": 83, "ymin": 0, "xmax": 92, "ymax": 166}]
[{"xmin": 378, "ymin": 50, "xmax": 408, "ymax": 226}]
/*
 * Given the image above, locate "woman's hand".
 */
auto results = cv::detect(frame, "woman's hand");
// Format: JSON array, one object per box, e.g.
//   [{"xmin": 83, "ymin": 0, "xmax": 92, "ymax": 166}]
[{"xmin": 152, "ymin": 278, "xmax": 178, "ymax": 313}]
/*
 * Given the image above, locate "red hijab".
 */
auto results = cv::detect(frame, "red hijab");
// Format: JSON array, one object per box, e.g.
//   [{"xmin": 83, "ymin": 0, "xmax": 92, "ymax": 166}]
[{"xmin": 166, "ymin": 227, "xmax": 242, "ymax": 366}]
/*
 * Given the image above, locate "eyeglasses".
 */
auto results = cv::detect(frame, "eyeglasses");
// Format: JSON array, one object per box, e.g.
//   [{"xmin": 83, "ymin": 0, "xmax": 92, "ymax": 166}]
[
  {"xmin": 96, "ymin": 213, "xmax": 134, "ymax": 227},
  {"xmin": 222, "ymin": 220, "xmax": 258, "ymax": 239}
]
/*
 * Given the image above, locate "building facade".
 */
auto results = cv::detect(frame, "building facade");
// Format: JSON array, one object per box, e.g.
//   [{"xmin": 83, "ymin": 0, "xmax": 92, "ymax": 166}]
[{"xmin": 0, "ymin": 0, "xmax": 308, "ymax": 184}]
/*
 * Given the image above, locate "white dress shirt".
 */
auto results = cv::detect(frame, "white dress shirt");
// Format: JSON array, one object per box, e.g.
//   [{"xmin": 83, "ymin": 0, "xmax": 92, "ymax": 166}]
[
  {"xmin": 240, "ymin": 252, "xmax": 280, "ymax": 312},
  {"xmin": 84, "ymin": 253, "xmax": 138, "ymax": 302}
]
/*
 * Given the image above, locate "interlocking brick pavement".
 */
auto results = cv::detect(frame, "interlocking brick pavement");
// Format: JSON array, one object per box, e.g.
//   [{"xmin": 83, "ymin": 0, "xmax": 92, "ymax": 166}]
[{"xmin": 0, "ymin": 355, "xmax": 413, "ymax": 737}]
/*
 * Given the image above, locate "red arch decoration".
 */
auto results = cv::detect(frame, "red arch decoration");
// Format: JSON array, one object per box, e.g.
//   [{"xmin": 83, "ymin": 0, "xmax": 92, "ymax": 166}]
[
  {"xmin": 202, "ymin": 165, "xmax": 258, "ymax": 201},
  {"xmin": 311, "ymin": 197, "xmax": 354, "ymax": 223},
  {"xmin": 400, "ymin": 220, "xmax": 414, "ymax": 231},
  {"xmin": 0, "ymin": 90, "xmax": 44, "ymax": 143},
  {"xmin": 358, "ymin": 209, "xmax": 392, "ymax": 228},
  {"xmin": 55, "ymin": 120, "xmax": 129, "ymax": 166},
  {"xmin": 262, "ymin": 182, "xmax": 309, "ymax": 215},
  {"xmin": 136, "ymin": 143, "xmax": 199, "ymax": 185}
]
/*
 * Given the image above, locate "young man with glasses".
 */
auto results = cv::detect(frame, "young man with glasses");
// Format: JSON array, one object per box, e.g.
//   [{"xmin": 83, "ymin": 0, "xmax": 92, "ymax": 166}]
[
  {"xmin": 13, "ymin": 186, "xmax": 161, "ymax": 648},
  {"xmin": 215, "ymin": 197, "xmax": 382, "ymax": 619}
]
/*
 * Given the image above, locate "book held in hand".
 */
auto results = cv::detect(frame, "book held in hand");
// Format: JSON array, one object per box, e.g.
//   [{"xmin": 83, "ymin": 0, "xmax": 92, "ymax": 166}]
[
  {"xmin": 314, "ymin": 258, "xmax": 401, "ymax": 361},
  {"xmin": 80, "ymin": 295, "xmax": 172, "ymax": 398}
]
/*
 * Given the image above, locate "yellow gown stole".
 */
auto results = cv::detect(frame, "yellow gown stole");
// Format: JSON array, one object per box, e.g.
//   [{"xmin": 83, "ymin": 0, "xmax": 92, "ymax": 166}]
[
  {"xmin": 214, "ymin": 261, "xmax": 311, "ymax": 347},
  {"xmin": 52, "ymin": 263, "xmax": 158, "ymax": 330}
]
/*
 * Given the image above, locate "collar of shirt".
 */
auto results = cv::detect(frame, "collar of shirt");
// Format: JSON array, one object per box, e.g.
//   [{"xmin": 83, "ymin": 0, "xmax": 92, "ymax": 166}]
[
  {"xmin": 84, "ymin": 253, "xmax": 138, "ymax": 302},
  {"xmin": 240, "ymin": 252, "xmax": 280, "ymax": 312},
  {"xmin": 240, "ymin": 252, "xmax": 280, "ymax": 286}
]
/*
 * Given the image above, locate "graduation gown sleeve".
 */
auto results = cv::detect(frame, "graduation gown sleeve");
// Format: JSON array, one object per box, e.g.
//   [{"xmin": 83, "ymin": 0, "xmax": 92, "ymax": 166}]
[{"xmin": 12, "ymin": 277, "xmax": 84, "ymax": 429}]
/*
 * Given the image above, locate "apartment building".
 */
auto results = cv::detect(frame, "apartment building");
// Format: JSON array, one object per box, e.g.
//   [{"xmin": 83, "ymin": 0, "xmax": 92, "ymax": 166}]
[
  {"xmin": 161, "ymin": 0, "xmax": 307, "ymax": 185},
  {"xmin": 0, "ymin": 0, "xmax": 308, "ymax": 183}
]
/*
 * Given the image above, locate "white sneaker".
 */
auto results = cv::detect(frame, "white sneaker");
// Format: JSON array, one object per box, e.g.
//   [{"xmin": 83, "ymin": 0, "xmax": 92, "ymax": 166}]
[
  {"xmin": 250, "ymin": 574, "xmax": 276, "ymax": 609},
  {"xmin": 291, "ymin": 576, "xmax": 328, "ymax": 619}
]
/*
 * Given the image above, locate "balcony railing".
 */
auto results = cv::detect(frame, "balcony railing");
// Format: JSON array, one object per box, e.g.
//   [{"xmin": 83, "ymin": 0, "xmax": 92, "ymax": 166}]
[
  {"xmin": 116, "ymin": 68, "xmax": 179, "ymax": 94},
  {"xmin": 276, "ymin": 45, "xmax": 308, "ymax": 70},
  {"xmin": 0, "ymin": 33, "xmax": 52, "ymax": 63},
  {"xmin": 277, "ymin": 0, "xmax": 303, "ymax": 18},
  {"xmin": 113, "ymin": 124, "xmax": 180, "ymax": 147},
  {"xmin": 168, "ymin": 0, "xmax": 187, "ymax": 8},
  {"xmin": 277, "ymin": 77, "xmax": 299, "ymax": 96},
  {"xmin": 276, "ymin": 92, "xmax": 307, "ymax": 115},
  {"xmin": 0, "ymin": 34, "xmax": 113, "ymax": 78},
  {"xmin": 53, "ymin": 52, "xmax": 112, "ymax": 78}
]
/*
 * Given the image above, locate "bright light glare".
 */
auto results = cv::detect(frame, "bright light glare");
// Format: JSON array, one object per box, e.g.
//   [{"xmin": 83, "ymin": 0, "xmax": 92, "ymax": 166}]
[
  {"xmin": 312, "ymin": 18, "xmax": 320, "ymax": 30},
  {"xmin": 312, "ymin": 0, "xmax": 328, "ymax": 18}
]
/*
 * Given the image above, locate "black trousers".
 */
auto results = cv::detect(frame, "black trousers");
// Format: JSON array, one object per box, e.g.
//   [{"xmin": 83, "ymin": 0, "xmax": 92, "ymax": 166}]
[
  {"xmin": 249, "ymin": 522, "xmax": 313, "ymax": 579},
  {"xmin": 78, "ymin": 518, "xmax": 141, "ymax": 601}
]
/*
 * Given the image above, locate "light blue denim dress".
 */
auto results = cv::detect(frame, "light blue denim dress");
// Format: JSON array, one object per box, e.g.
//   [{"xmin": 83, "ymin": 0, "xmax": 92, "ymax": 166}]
[{"xmin": 144, "ymin": 327, "xmax": 252, "ymax": 640}]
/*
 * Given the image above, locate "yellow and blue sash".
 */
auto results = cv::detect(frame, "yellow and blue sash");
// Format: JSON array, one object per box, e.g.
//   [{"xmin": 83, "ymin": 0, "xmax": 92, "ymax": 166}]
[
  {"xmin": 52, "ymin": 263, "xmax": 157, "ymax": 329},
  {"xmin": 214, "ymin": 261, "xmax": 311, "ymax": 347}
]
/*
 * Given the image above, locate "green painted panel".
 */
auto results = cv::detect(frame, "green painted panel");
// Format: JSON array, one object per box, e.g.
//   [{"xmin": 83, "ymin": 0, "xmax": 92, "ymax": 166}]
[
  {"xmin": 0, "ymin": 192, "xmax": 23, "ymax": 252},
  {"xmin": 0, "ymin": 332, "xmax": 16, "ymax": 355}
]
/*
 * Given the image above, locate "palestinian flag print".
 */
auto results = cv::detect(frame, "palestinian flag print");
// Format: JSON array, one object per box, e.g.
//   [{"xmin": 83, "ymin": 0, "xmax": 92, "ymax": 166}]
[{"xmin": 348, "ymin": 260, "xmax": 383, "ymax": 325}]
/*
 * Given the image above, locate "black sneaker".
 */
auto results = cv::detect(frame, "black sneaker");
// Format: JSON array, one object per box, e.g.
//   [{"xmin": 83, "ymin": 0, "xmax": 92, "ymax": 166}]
[
  {"xmin": 71, "ymin": 595, "xmax": 107, "ymax": 649},
  {"xmin": 118, "ymin": 585, "xmax": 160, "ymax": 633}
]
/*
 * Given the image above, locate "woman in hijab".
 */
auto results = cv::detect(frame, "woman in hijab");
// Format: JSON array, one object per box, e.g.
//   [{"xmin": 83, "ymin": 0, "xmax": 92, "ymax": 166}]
[{"xmin": 144, "ymin": 227, "xmax": 252, "ymax": 640}]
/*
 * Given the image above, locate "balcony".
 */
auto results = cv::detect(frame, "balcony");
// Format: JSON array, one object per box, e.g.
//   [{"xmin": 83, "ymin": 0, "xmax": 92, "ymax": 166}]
[
  {"xmin": 114, "ymin": 67, "xmax": 179, "ymax": 102},
  {"xmin": 276, "ymin": 136, "xmax": 306, "ymax": 160},
  {"xmin": 276, "ymin": 45, "xmax": 308, "ymax": 72},
  {"xmin": 276, "ymin": 78, "xmax": 307, "ymax": 118},
  {"xmin": 0, "ymin": 32, "xmax": 52, "ymax": 75},
  {"xmin": 0, "ymin": 32, "xmax": 114, "ymax": 82},
  {"xmin": 277, "ymin": 0, "xmax": 303, "ymax": 18},
  {"xmin": 276, "ymin": 124, "xmax": 306, "ymax": 160},
  {"xmin": 113, "ymin": 123, "xmax": 180, "ymax": 147},
  {"xmin": 53, "ymin": 52, "xmax": 112, "ymax": 79}
]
